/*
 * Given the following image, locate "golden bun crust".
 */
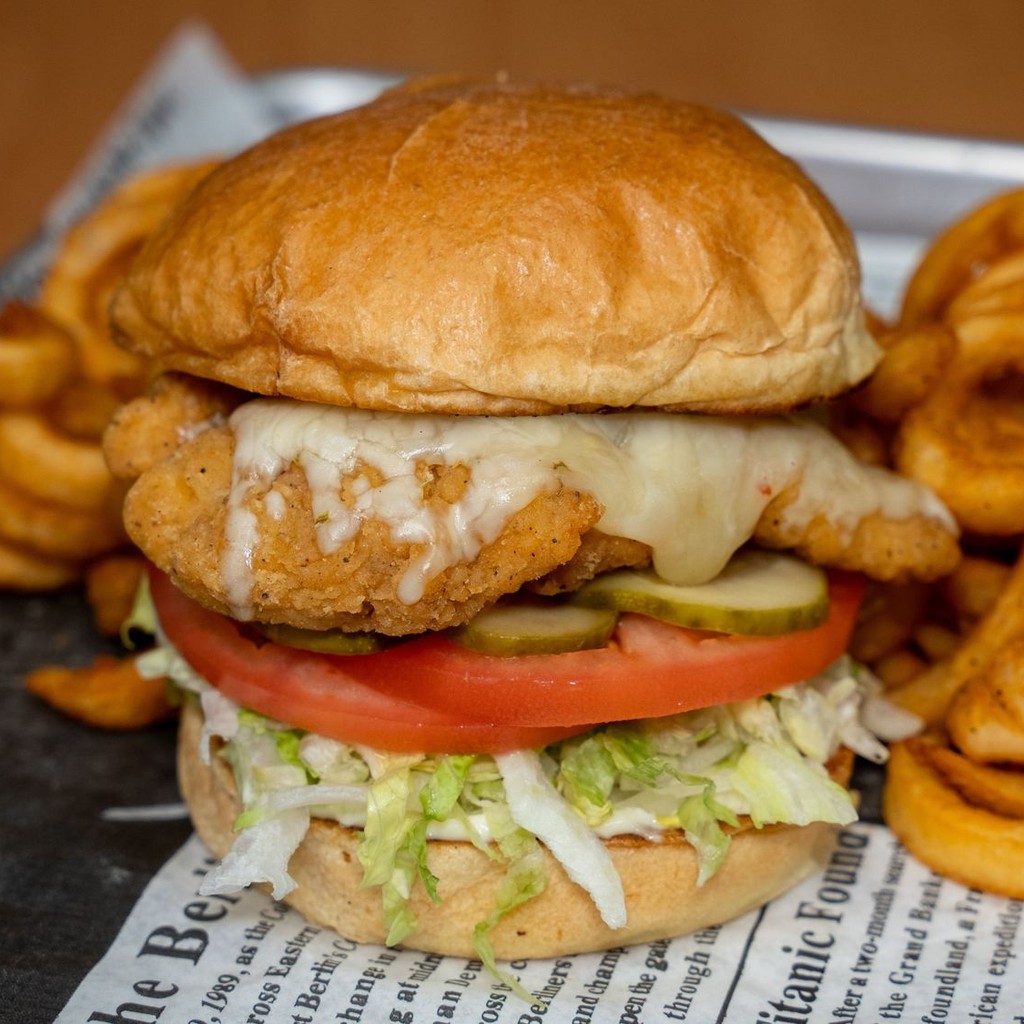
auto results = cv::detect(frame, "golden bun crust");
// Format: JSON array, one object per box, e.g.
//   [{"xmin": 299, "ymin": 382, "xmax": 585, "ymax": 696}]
[
  {"xmin": 114, "ymin": 78, "xmax": 878, "ymax": 415},
  {"xmin": 179, "ymin": 702, "xmax": 849, "ymax": 959}
]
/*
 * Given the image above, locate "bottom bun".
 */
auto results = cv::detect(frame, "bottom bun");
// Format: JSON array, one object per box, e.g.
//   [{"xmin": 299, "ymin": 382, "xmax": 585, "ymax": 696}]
[{"xmin": 178, "ymin": 701, "xmax": 852, "ymax": 959}]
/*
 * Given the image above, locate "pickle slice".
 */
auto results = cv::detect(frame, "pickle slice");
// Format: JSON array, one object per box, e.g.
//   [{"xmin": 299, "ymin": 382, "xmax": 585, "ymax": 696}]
[
  {"xmin": 452, "ymin": 602, "xmax": 619, "ymax": 656},
  {"xmin": 257, "ymin": 622, "xmax": 384, "ymax": 655},
  {"xmin": 570, "ymin": 550, "xmax": 829, "ymax": 636}
]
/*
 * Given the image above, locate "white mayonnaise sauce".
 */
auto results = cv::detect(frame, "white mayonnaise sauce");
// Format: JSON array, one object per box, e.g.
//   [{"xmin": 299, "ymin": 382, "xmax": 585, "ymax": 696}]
[{"xmin": 222, "ymin": 400, "xmax": 953, "ymax": 619}]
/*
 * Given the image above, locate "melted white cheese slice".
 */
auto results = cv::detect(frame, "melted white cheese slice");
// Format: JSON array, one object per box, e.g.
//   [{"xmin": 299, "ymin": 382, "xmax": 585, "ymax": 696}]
[{"xmin": 223, "ymin": 400, "xmax": 953, "ymax": 619}]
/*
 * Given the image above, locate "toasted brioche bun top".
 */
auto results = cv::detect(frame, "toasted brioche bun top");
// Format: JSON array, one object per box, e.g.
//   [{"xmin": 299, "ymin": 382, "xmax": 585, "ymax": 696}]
[{"xmin": 112, "ymin": 76, "xmax": 879, "ymax": 415}]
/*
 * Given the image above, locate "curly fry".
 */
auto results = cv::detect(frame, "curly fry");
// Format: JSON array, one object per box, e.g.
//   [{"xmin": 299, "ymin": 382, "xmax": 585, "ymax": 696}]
[
  {"xmin": 0, "ymin": 301, "xmax": 77, "ymax": 408},
  {"xmin": 872, "ymin": 647, "xmax": 929, "ymax": 689},
  {"xmin": 849, "ymin": 580, "xmax": 931, "ymax": 663},
  {"xmin": 946, "ymin": 247, "xmax": 1024, "ymax": 343},
  {"xmin": 922, "ymin": 741, "xmax": 1024, "ymax": 818},
  {"xmin": 912, "ymin": 622, "xmax": 961, "ymax": 663},
  {"xmin": 894, "ymin": 344, "xmax": 1024, "ymax": 535},
  {"xmin": 25, "ymin": 653, "xmax": 174, "ymax": 730},
  {"xmin": 0, "ymin": 536, "xmax": 81, "ymax": 591},
  {"xmin": 0, "ymin": 410, "xmax": 124, "ymax": 514},
  {"xmin": 45, "ymin": 378, "xmax": 123, "ymax": 441},
  {"xmin": 827, "ymin": 404, "xmax": 891, "ymax": 466},
  {"xmin": 883, "ymin": 738, "xmax": 1024, "ymax": 898},
  {"xmin": 40, "ymin": 161, "xmax": 218, "ymax": 389},
  {"xmin": 0, "ymin": 476, "xmax": 126, "ymax": 561},
  {"xmin": 900, "ymin": 188, "xmax": 1024, "ymax": 328},
  {"xmin": 872, "ymin": 185, "xmax": 1024, "ymax": 897},
  {"xmin": 852, "ymin": 323, "xmax": 957, "ymax": 423}
]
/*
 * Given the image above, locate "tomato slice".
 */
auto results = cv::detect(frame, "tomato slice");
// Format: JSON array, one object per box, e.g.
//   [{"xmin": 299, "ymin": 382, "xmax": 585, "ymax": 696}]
[
  {"xmin": 343, "ymin": 573, "xmax": 865, "ymax": 726},
  {"xmin": 150, "ymin": 568, "xmax": 863, "ymax": 754},
  {"xmin": 150, "ymin": 570, "xmax": 587, "ymax": 754}
]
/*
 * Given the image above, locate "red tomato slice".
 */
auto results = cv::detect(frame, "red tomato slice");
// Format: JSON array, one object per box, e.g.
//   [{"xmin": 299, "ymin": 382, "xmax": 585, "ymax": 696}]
[
  {"xmin": 343, "ymin": 573, "xmax": 865, "ymax": 726},
  {"xmin": 150, "ymin": 570, "xmax": 587, "ymax": 754},
  {"xmin": 150, "ymin": 568, "xmax": 863, "ymax": 754}
]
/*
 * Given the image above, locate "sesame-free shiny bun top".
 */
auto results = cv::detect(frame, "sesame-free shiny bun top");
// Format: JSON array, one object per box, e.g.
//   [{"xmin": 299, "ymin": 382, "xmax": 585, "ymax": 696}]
[{"xmin": 111, "ymin": 76, "xmax": 880, "ymax": 414}]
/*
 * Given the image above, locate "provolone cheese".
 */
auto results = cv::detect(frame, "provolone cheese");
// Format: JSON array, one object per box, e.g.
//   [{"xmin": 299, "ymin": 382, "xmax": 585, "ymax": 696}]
[{"xmin": 223, "ymin": 400, "xmax": 953, "ymax": 619}]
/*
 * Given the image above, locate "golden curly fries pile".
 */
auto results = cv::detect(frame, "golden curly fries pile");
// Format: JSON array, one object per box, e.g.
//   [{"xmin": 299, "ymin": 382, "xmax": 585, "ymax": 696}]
[
  {"xmin": 839, "ymin": 188, "xmax": 1024, "ymax": 897},
  {"xmin": 3, "ymin": 161, "xmax": 216, "ymax": 728}
]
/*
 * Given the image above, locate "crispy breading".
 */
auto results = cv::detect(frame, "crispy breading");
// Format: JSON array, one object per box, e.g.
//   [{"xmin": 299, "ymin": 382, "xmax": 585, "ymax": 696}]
[
  {"xmin": 121, "ymin": 424, "xmax": 604, "ymax": 634},
  {"xmin": 528, "ymin": 531, "xmax": 652, "ymax": 595},
  {"xmin": 108, "ymin": 374, "xmax": 961, "ymax": 634},
  {"xmin": 104, "ymin": 371, "xmax": 243, "ymax": 480},
  {"xmin": 754, "ymin": 485, "xmax": 960, "ymax": 584}
]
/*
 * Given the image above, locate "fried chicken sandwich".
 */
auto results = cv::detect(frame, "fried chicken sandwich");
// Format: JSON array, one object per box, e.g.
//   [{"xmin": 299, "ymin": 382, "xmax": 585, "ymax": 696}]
[{"xmin": 104, "ymin": 76, "xmax": 959, "ymax": 964}]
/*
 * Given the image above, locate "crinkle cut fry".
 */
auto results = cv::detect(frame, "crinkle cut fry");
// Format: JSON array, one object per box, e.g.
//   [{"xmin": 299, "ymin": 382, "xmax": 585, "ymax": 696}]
[
  {"xmin": 946, "ymin": 637, "xmax": 1024, "ymax": 765},
  {"xmin": 888, "ymin": 544, "xmax": 1024, "ymax": 726}
]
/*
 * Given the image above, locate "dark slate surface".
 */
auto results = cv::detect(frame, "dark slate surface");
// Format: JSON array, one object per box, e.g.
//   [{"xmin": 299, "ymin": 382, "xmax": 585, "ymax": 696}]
[{"xmin": 0, "ymin": 589, "xmax": 190, "ymax": 1023}]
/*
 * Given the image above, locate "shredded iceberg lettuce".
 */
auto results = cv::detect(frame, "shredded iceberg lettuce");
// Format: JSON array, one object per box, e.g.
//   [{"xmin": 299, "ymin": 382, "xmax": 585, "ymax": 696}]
[
  {"xmin": 157, "ymin": 634, "xmax": 911, "ymax": 955},
  {"xmin": 472, "ymin": 801, "xmax": 546, "ymax": 998},
  {"xmin": 676, "ymin": 785, "xmax": 736, "ymax": 886},
  {"xmin": 496, "ymin": 749, "xmax": 626, "ymax": 929}
]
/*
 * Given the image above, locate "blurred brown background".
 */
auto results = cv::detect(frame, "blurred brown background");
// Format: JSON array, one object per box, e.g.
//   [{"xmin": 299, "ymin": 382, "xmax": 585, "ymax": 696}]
[{"xmin": 3, "ymin": 0, "xmax": 1024, "ymax": 262}]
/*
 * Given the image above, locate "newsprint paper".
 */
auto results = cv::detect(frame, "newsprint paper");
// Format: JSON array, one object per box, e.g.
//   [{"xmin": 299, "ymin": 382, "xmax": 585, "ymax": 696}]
[
  {"xmin": 56, "ymin": 825, "xmax": 1023, "ymax": 1024},
  {"xmin": 15, "ymin": 22, "xmax": 1024, "ymax": 1024}
]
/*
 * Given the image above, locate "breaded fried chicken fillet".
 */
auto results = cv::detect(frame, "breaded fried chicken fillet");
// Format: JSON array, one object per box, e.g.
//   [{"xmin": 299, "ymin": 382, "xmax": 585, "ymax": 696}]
[{"xmin": 107, "ymin": 375, "xmax": 958, "ymax": 635}]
